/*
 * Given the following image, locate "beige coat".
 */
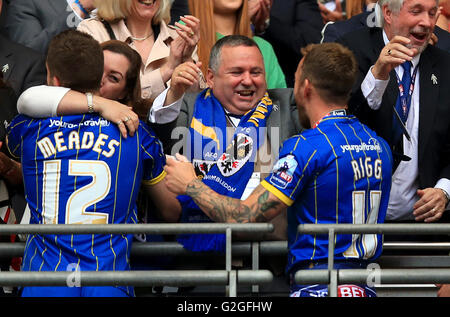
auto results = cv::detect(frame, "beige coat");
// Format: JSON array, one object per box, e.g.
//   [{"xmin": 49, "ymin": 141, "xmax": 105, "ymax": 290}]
[{"xmin": 78, "ymin": 18, "xmax": 195, "ymax": 102}]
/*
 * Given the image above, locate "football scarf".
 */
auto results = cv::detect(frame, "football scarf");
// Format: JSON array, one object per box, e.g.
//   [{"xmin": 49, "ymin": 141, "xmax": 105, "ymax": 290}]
[{"xmin": 177, "ymin": 88, "xmax": 273, "ymax": 252}]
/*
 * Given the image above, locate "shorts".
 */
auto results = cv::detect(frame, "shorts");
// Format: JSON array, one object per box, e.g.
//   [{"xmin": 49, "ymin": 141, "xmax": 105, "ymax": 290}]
[
  {"xmin": 21, "ymin": 286, "xmax": 133, "ymax": 297},
  {"xmin": 289, "ymin": 260, "xmax": 377, "ymax": 297}
]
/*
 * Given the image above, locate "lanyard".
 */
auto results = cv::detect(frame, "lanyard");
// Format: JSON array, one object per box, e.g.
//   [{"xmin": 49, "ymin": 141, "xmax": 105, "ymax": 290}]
[
  {"xmin": 313, "ymin": 109, "xmax": 347, "ymax": 129},
  {"xmin": 395, "ymin": 65, "xmax": 418, "ymax": 122}
]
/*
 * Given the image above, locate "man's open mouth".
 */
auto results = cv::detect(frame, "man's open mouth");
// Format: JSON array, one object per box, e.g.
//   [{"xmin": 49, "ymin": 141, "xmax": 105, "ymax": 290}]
[
  {"xmin": 410, "ymin": 30, "xmax": 429, "ymax": 43},
  {"xmin": 235, "ymin": 90, "xmax": 255, "ymax": 97}
]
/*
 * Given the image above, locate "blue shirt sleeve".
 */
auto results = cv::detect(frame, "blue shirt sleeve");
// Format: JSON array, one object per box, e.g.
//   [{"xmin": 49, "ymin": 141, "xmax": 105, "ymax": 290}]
[
  {"xmin": 6, "ymin": 115, "xmax": 28, "ymax": 159},
  {"xmin": 261, "ymin": 135, "xmax": 319, "ymax": 206},
  {"xmin": 139, "ymin": 122, "xmax": 166, "ymax": 185}
]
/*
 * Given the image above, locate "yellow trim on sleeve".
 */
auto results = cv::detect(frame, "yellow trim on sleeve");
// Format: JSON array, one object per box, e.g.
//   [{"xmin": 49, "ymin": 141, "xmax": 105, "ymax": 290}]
[
  {"xmin": 260, "ymin": 180, "xmax": 294, "ymax": 206},
  {"xmin": 142, "ymin": 170, "xmax": 166, "ymax": 186}
]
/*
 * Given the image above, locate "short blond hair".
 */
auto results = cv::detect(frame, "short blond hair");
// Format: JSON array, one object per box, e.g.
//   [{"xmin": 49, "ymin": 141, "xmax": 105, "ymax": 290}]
[
  {"xmin": 300, "ymin": 43, "xmax": 358, "ymax": 106},
  {"xmin": 94, "ymin": 0, "xmax": 171, "ymax": 24}
]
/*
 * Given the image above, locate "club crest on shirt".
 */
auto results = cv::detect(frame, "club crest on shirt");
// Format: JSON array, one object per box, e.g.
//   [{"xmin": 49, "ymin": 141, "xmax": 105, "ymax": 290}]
[
  {"xmin": 217, "ymin": 133, "xmax": 253, "ymax": 177},
  {"xmin": 193, "ymin": 159, "xmax": 216, "ymax": 178},
  {"xmin": 270, "ymin": 154, "xmax": 298, "ymax": 189}
]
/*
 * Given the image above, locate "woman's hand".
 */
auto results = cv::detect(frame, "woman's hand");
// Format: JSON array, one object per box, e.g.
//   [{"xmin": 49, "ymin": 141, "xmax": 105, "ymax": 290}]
[
  {"xmin": 93, "ymin": 96, "xmax": 139, "ymax": 139},
  {"xmin": 162, "ymin": 15, "xmax": 201, "ymax": 83},
  {"xmin": 174, "ymin": 15, "xmax": 201, "ymax": 62}
]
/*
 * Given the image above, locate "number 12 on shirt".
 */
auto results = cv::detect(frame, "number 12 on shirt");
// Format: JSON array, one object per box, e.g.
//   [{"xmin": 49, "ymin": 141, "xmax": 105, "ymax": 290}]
[{"xmin": 42, "ymin": 159, "xmax": 110, "ymax": 225}]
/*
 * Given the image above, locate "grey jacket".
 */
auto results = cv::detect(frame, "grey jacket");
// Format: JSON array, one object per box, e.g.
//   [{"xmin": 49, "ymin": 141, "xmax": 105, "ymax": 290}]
[{"xmin": 3, "ymin": 0, "xmax": 81, "ymax": 54}]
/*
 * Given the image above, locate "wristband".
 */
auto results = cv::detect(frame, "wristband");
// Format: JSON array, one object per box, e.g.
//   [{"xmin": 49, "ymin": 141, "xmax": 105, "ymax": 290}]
[{"xmin": 86, "ymin": 92, "xmax": 94, "ymax": 113}]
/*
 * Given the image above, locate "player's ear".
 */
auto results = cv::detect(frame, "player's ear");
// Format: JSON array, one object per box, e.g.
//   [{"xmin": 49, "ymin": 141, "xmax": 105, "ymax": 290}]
[
  {"xmin": 46, "ymin": 73, "xmax": 62, "ymax": 87},
  {"xmin": 303, "ymin": 79, "xmax": 312, "ymax": 98},
  {"xmin": 51, "ymin": 76, "xmax": 62, "ymax": 87},
  {"xmin": 45, "ymin": 62, "xmax": 62, "ymax": 87}
]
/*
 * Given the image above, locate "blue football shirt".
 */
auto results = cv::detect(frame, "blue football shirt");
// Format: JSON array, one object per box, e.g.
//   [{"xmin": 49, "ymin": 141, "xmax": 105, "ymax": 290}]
[
  {"xmin": 261, "ymin": 114, "xmax": 393, "ymax": 274},
  {"xmin": 7, "ymin": 114, "xmax": 165, "ymax": 282}
]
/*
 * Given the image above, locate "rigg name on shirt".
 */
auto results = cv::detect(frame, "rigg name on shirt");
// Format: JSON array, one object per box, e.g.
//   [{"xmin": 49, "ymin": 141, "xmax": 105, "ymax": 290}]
[{"xmin": 37, "ymin": 130, "xmax": 120, "ymax": 159}]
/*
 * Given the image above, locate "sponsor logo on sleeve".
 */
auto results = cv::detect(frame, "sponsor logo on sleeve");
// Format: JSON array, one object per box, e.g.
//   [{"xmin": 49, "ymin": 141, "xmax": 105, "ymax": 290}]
[{"xmin": 269, "ymin": 154, "xmax": 298, "ymax": 189}]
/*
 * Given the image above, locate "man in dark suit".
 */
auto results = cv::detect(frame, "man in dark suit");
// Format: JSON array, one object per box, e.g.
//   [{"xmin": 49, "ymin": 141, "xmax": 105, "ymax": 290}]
[
  {"xmin": 3, "ymin": 0, "xmax": 85, "ymax": 54},
  {"xmin": 0, "ymin": 33, "xmax": 46, "ymax": 98},
  {"xmin": 0, "ymin": 0, "xmax": 46, "ymax": 100},
  {"xmin": 321, "ymin": 8, "xmax": 378, "ymax": 43},
  {"xmin": 260, "ymin": 0, "xmax": 324, "ymax": 87},
  {"xmin": 322, "ymin": 4, "xmax": 450, "ymax": 52},
  {"xmin": 337, "ymin": 0, "xmax": 450, "ymax": 223},
  {"xmin": 0, "ymin": 0, "xmax": 44, "ymax": 234}
]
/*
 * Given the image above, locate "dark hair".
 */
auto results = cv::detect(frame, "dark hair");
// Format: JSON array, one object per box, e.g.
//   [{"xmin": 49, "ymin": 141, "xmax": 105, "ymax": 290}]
[
  {"xmin": 208, "ymin": 35, "xmax": 261, "ymax": 72},
  {"xmin": 100, "ymin": 40, "xmax": 148, "ymax": 119},
  {"xmin": 46, "ymin": 30, "xmax": 104, "ymax": 93},
  {"xmin": 300, "ymin": 43, "xmax": 358, "ymax": 105}
]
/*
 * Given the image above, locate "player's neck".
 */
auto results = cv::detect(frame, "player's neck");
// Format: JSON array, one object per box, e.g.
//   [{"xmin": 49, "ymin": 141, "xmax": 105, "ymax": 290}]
[
  {"xmin": 308, "ymin": 98, "xmax": 331, "ymax": 124},
  {"xmin": 310, "ymin": 103, "xmax": 347, "ymax": 128}
]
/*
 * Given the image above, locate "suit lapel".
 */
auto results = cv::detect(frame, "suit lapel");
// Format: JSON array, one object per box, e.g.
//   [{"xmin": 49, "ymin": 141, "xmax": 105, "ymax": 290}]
[
  {"xmin": 383, "ymin": 69, "xmax": 400, "ymax": 137},
  {"xmin": 417, "ymin": 47, "xmax": 439, "ymax": 162},
  {"xmin": 0, "ymin": 36, "xmax": 15, "ymax": 83}
]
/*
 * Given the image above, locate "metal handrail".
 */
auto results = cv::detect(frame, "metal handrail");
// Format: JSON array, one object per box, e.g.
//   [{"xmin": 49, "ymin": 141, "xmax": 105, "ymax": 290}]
[
  {"xmin": 295, "ymin": 269, "xmax": 450, "ymax": 284},
  {"xmin": 298, "ymin": 223, "xmax": 450, "ymax": 235},
  {"xmin": 295, "ymin": 223, "xmax": 450, "ymax": 297},
  {"xmin": 1, "ymin": 223, "xmax": 449, "ymax": 296},
  {"xmin": 4, "ymin": 240, "xmax": 450, "ymax": 259},
  {"xmin": 0, "ymin": 223, "xmax": 274, "ymax": 297},
  {"xmin": 0, "ymin": 270, "xmax": 273, "ymax": 287},
  {"xmin": 0, "ymin": 223, "xmax": 274, "ymax": 235}
]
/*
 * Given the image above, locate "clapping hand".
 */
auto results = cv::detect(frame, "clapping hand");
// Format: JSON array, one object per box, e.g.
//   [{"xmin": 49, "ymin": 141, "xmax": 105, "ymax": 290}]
[
  {"xmin": 174, "ymin": 15, "xmax": 201, "ymax": 62},
  {"xmin": 165, "ymin": 61, "xmax": 203, "ymax": 105},
  {"xmin": 163, "ymin": 15, "xmax": 201, "ymax": 83}
]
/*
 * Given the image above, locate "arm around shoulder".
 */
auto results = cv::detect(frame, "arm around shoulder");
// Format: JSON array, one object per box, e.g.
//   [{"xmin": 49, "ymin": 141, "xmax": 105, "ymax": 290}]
[{"xmin": 17, "ymin": 85, "xmax": 70, "ymax": 117}]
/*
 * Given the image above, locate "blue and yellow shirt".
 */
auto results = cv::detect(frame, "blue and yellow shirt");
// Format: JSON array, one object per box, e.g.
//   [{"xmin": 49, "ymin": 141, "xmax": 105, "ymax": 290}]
[
  {"xmin": 7, "ymin": 114, "xmax": 165, "ymax": 278},
  {"xmin": 261, "ymin": 114, "xmax": 393, "ymax": 274}
]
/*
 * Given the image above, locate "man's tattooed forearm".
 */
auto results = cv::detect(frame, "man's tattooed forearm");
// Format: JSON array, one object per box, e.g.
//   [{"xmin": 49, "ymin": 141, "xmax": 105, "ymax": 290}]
[
  {"xmin": 186, "ymin": 179, "xmax": 281, "ymax": 223},
  {"xmin": 257, "ymin": 189, "xmax": 281, "ymax": 213}
]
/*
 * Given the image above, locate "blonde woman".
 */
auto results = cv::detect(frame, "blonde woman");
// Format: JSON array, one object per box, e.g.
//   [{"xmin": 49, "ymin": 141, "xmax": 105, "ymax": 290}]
[
  {"xmin": 78, "ymin": 0, "xmax": 200, "ymax": 103},
  {"xmin": 188, "ymin": 0, "xmax": 286, "ymax": 89}
]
